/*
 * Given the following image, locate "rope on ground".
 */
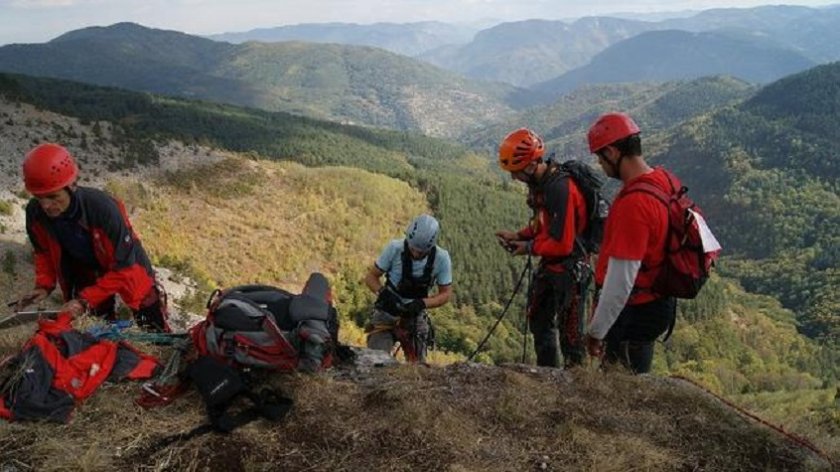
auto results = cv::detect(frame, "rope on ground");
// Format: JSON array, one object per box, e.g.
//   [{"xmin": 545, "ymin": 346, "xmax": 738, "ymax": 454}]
[{"xmin": 671, "ymin": 375, "xmax": 838, "ymax": 468}]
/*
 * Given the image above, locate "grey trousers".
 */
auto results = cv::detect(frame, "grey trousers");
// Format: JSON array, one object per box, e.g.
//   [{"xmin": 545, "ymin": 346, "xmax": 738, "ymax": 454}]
[{"xmin": 367, "ymin": 308, "xmax": 429, "ymax": 363}]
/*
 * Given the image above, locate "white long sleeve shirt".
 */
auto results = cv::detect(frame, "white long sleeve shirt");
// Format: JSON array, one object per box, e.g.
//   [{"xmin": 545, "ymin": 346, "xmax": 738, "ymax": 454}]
[{"xmin": 587, "ymin": 257, "xmax": 641, "ymax": 340}]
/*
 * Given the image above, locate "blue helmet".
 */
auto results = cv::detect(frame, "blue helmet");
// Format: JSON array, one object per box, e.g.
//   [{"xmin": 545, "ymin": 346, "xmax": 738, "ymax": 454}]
[{"xmin": 405, "ymin": 214, "xmax": 439, "ymax": 253}]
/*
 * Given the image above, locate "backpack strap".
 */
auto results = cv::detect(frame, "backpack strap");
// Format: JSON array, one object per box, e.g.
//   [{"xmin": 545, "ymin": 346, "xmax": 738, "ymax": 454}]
[
  {"xmin": 541, "ymin": 165, "xmax": 571, "ymax": 242},
  {"xmin": 621, "ymin": 181, "xmax": 670, "ymax": 206},
  {"xmin": 399, "ymin": 240, "xmax": 436, "ymax": 288},
  {"xmin": 616, "ymin": 174, "xmax": 675, "ymax": 282}
]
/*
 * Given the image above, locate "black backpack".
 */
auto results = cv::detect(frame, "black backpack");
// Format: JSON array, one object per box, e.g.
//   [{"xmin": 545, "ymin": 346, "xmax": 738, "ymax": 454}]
[
  {"xmin": 191, "ymin": 272, "xmax": 340, "ymax": 373},
  {"xmin": 556, "ymin": 159, "xmax": 609, "ymax": 254}
]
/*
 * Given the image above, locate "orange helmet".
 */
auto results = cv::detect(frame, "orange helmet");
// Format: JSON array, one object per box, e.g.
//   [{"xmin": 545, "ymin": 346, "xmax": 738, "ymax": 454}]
[
  {"xmin": 587, "ymin": 112, "xmax": 640, "ymax": 153},
  {"xmin": 23, "ymin": 143, "xmax": 79, "ymax": 196},
  {"xmin": 498, "ymin": 128, "xmax": 545, "ymax": 172}
]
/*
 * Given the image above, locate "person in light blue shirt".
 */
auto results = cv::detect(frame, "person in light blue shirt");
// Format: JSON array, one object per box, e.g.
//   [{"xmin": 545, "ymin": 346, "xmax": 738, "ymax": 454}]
[{"xmin": 363, "ymin": 214, "xmax": 453, "ymax": 363}]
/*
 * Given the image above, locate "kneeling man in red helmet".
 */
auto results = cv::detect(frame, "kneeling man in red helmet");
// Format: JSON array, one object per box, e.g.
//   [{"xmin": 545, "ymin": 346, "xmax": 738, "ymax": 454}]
[{"xmin": 16, "ymin": 143, "xmax": 170, "ymax": 332}]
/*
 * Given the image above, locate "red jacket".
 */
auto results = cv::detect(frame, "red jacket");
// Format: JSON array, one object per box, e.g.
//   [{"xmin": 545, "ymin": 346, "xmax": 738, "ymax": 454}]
[
  {"xmin": 0, "ymin": 312, "xmax": 159, "ymax": 422},
  {"xmin": 518, "ymin": 163, "xmax": 589, "ymax": 271},
  {"xmin": 25, "ymin": 187, "xmax": 155, "ymax": 310}
]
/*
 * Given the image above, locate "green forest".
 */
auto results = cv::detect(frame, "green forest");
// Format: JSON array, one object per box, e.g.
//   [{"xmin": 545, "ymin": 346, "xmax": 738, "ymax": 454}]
[
  {"xmin": 653, "ymin": 62, "xmax": 840, "ymax": 348},
  {"xmin": 1, "ymin": 70, "xmax": 838, "ymax": 438}
]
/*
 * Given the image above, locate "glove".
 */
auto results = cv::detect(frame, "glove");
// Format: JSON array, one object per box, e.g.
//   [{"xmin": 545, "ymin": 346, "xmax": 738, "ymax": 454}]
[
  {"xmin": 402, "ymin": 299, "xmax": 426, "ymax": 316},
  {"xmin": 375, "ymin": 286, "xmax": 403, "ymax": 313}
]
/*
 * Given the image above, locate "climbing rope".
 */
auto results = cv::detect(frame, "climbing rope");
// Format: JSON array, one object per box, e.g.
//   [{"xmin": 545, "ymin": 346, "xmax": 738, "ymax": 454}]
[
  {"xmin": 671, "ymin": 375, "xmax": 838, "ymax": 468},
  {"xmin": 469, "ymin": 255, "xmax": 533, "ymax": 362}
]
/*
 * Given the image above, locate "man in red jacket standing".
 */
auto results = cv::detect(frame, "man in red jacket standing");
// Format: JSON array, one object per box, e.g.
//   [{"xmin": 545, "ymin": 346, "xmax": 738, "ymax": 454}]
[
  {"xmin": 15, "ymin": 143, "xmax": 169, "ymax": 332},
  {"xmin": 495, "ymin": 128, "xmax": 589, "ymax": 368},
  {"xmin": 584, "ymin": 113, "xmax": 677, "ymax": 374}
]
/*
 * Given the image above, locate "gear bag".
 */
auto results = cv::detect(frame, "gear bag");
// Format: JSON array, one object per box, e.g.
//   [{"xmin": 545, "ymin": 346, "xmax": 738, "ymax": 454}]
[
  {"xmin": 623, "ymin": 171, "xmax": 721, "ymax": 299},
  {"xmin": 186, "ymin": 355, "xmax": 293, "ymax": 433},
  {"xmin": 190, "ymin": 272, "xmax": 339, "ymax": 373},
  {"xmin": 556, "ymin": 159, "xmax": 609, "ymax": 254}
]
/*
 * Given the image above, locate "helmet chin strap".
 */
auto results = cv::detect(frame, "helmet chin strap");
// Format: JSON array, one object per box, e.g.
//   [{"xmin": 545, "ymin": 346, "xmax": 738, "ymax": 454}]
[
  {"xmin": 608, "ymin": 156, "xmax": 624, "ymax": 180},
  {"xmin": 601, "ymin": 149, "xmax": 623, "ymax": 180},
  {"xmin": 524, "ymin": 160, "xmax": 543, "ymax": 185}
]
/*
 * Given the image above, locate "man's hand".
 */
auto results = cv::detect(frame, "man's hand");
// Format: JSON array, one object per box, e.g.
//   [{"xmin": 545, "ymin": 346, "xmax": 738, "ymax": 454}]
[
  {"xmin": 59, "ymin": 299, "xmax": 86, "ymax": 317},
  {"xmin": 15, "ymin": 287, "xmax": 49, "ymax": 311},
  {"xmin": 377, "ymin": 286, "xmax": 402, "ymax": 309},
  {"xmin": 586, "ymin": 335, "xmax": 604, "ymax": 359},
  {"xmin": 402, "ymin": 299, "xmax": 425, "ymax": 316},
  {"xmin": 509, "ymin": 240, "xmax": 531, "ymax": 256},
  {"xmin": 495, "ymin": 230, "xmax": 518, "ymax": 242}
]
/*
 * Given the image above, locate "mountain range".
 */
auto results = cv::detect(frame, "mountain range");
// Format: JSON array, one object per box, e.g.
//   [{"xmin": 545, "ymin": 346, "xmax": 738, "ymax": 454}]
[
  {"xmin": 0, "ymin": 22, "xmax": 517, "ymax": 138},
  {"xmin": 209, "ymin": 21, "xmax": 479, "ymax": 56},
  {"xmin": 420, "ymin": 5, "xmax": 840, "ymax": 86},
  {"xmin": 530, "ymin": 30, "xmax": 814, "ymax": 99}
]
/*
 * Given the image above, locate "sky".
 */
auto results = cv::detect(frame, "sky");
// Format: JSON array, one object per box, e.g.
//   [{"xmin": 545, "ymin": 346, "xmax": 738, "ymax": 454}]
[{"xmin": 1, "ymin": 0, "xmax": 838, "ymax": 45}]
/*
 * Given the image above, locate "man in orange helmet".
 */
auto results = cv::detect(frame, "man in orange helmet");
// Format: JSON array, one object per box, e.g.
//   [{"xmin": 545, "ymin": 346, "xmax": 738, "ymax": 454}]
[
  {"xmin": 15, "ymin": 143, "xmax": 170, "ymax": 332},
  {"xmin": 495, "ymin": 128, "xmax": 589, "ymax": 368},
  {"xmin": 584, "ymin": 112, "xmax": 678, "ymax": 374}
]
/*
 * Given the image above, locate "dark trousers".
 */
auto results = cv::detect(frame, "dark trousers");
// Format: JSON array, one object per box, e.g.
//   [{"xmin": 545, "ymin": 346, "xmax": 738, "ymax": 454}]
[
  {"xmin": 604, "ymin": 296, "xmax": 676, "ymax": 374},
  {"xmin": 528, "ymin": 269, "xmax": 585, "ymax": 368}
]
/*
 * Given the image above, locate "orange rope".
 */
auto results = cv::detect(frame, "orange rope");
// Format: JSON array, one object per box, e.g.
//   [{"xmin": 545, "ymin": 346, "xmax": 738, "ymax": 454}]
[{"xmin": 671, "ymin": 375, "xmax": 838, "ymax": 468}]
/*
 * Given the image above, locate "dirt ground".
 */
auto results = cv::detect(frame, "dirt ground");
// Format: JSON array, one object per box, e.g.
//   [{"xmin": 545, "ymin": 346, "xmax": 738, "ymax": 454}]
[{"xmin": 1, "ymin": 339, "xmax": 835, "ymax": 471}]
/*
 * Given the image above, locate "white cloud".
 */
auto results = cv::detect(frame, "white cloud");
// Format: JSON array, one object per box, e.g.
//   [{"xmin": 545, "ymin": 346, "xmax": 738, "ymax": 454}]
[
  {"xmin": 0, "ymin": 0, "xmax": 838, "ymax": 45},
  {"xmin": 5, "ymin": 0, "xmax": 95, "ymax": 8}
]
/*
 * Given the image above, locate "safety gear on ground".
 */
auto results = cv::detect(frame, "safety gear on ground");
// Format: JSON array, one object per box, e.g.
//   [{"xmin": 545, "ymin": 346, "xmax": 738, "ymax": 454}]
[
  {"xmin": 191, "ymin": 273, "xmax": 340, "ymax": 374},
  {"xmin": 23, "ymin": 143, "xmax": 79, "ymax": 196},
  {"xmin": 405, "ymin": 214, "xmax": 439, "ymax": 253},
  {"xmin": 499, "ymin": 128, "xmax": 545, "ymax": 172},
  {"xmin": 0, "ymin": 312, "xmax": 159, "ymax": 422},
  {"xmin": 587, "ymin": 113, "xmax": 640, "ymax": 153}
]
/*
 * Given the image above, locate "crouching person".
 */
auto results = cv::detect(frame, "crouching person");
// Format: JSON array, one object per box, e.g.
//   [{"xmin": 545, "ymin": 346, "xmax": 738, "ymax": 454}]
[
  {"xmin": 17, "ymin": 143, "xmax": 170, "ymax": 332},
  {"xmin": 364, "ymin": 215, "xmax": 452, "ymax": 363}
]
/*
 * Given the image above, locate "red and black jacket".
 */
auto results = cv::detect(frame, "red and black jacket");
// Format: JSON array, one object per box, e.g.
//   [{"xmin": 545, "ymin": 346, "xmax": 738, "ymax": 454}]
[
  {"xmin": 0, "ymin": 312, "xmax": 159, "ymax": 422},
  {"xmin": 25, "ymin": 187, "xmax": 155, "ymax": 310},
  {"xmin": 518, "ymin": 163, "xmax": 589, "ymax": 272}
]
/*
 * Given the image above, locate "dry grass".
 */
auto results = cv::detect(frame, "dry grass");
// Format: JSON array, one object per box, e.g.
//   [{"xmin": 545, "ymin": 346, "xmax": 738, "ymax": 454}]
[{"xmin": 3, "ymin": 340, "xmax": 833, "ymax": 472}]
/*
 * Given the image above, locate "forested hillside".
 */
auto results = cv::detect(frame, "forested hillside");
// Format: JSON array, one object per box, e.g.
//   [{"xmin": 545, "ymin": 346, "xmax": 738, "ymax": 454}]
[
  {"xmin": 0, "ymin": 71, "xmax": 837, "ymax": 457},
  {"xmin": 463, "ymin": 76, "xmax": 755, "ymax": 161},
  {"xmin": 652, "ymin": 61, "xmax": 840, "ymax": 347},
  {"xmin": 417, "ymin": 5, "xmax": 840, "ymax": 88},
  {"xmin": 209, "ymin": 21, "xmax": 477, "ymax": 56},
  {"xmin": 532, "ymin": 30, "xmax": 814, "ymax": 98},
  {"xmin": 0, "ymin": 23, "xmax": 516, "ymax": 138},
  {"xmin": 0, "ymin": 72, "xmax": 533, "ymax": 361},
  {"xmin": 419, "ymin": 17, "xmax": 651, "ymax": 87}
]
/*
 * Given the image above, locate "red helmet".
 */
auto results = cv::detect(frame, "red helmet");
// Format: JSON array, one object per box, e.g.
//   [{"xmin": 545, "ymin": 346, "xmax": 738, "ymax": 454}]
[
  {"xmin": 499, "ymin": 128, "xmax": 545, "ymax": 172},
  {"xmin": 587, "ymin": 112, "xmax": 641, "ymax": 153},
  {"xmin": 23, "ymin": 143, "xmax": 79, "ymax": 196}
]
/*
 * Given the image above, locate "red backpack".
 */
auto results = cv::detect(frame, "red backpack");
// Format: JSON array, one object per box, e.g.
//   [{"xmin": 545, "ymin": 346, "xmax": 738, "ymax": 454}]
[
  {"xmin": 624, "ymin": 171, "xmax": 720, "ymax": 299},
  {"xmin": 190, "ymin": 272, "xmax": 338, "ymax": 373}
]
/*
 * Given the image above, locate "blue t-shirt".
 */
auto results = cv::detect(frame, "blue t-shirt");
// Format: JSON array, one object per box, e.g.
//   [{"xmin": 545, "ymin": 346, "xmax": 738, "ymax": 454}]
[{"xmin": 375, "ymin": 239, "xmax": 452, "ymax": 294}]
